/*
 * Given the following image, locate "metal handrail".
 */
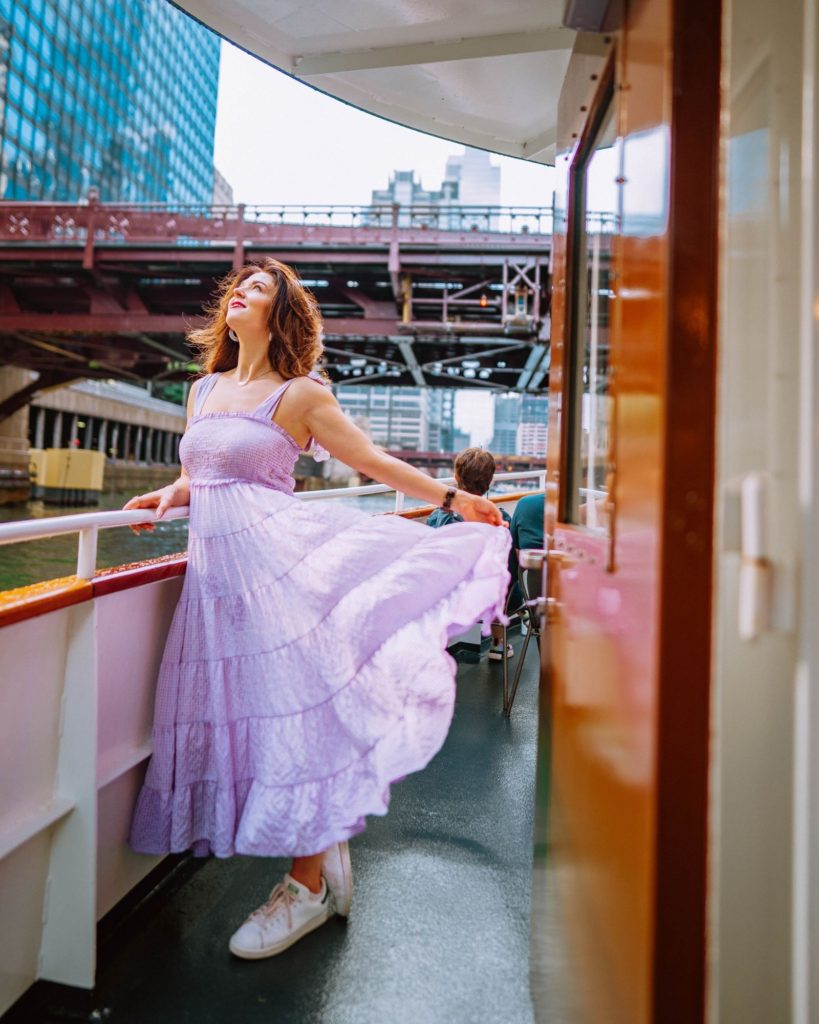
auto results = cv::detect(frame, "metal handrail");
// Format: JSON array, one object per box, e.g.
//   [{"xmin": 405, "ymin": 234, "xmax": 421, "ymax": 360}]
[{"xmin": 0, "ymin": 469, "xmax": 546, "ymax": 579}]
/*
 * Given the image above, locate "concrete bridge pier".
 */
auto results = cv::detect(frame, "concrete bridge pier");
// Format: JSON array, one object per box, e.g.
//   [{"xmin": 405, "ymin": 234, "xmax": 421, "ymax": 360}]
[{"xmin": 0, "ymin": 367, "xmax": 32, "ymax": 504}]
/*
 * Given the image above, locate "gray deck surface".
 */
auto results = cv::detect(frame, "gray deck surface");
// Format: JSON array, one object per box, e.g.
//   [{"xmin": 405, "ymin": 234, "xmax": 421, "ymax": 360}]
[{"xmin": 91, "ymin": 638, "xmax": 541, "ymax": 1024}]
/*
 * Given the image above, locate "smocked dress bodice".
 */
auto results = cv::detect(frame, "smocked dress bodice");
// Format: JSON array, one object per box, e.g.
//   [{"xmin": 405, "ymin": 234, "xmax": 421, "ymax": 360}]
[{"xmin": 180, "ymin": 372, "xmax": 328, "ymax": 495}]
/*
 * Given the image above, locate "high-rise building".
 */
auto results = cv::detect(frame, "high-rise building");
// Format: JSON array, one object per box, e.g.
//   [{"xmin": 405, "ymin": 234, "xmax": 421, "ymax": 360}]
[
  {"xmin": 516, "ymin": 393, "xmax": 548, "ymax": 457},
  {"xmin": 0, "ymin": 0, "xmax": 221, "ymax": 202},
  {"xmin": 490, "ymin": 392, "xmax": 548, "ymax": 456},
  {"xmin": 335, "ymin": 386, "xmax": 458, "ymax": 452},
  {"xmin": 444, "ymin": 148, "xmax": 501, "ymax": 206},
  {"xmin": 335, "ymin": 386, "xmax": 430, "ymax": 450},
  {"xmin": 427, "ymin": 389, "xmax": 456, "ymax": 452},
  {"xmin": 490, "ymin": 394, "xmax": 521, "ymax": 454},
  {"xmin": 451, "ymin": 428, "xmax": 471, "ymax": 452},
  {"xmin": 367, "ymin": 147, "xmax": 501, "ymax": 229},
  {"xmin": 369, "ymin": 169, "xmax": 442, "ymax": 209},
  {"xmin": 443, "ymin": 148, "xmax": 501, "ymax": 229},
  {"xmin": 212, "ymin": 167, "xmax": 234, "ymax": 205}
]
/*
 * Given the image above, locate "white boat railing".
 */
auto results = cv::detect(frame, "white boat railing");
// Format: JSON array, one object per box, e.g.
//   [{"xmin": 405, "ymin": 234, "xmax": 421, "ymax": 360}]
[{"xmin": 0, "ymin": 469, "xmax": 546, "ymax": 581}]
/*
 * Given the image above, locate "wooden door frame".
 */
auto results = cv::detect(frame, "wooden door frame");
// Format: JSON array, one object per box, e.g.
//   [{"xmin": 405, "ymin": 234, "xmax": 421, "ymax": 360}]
[{"xmin": 652, "ymin": 0, "xmax": 721, "ymax": 1017}]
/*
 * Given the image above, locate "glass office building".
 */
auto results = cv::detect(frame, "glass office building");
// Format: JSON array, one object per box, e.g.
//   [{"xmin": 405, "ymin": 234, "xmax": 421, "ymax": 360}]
[
  {"xmin": 0, "ymin": 0, "xmax": 221, "ymax": 202},
  {"xmin": 491, "ymin": 393, "xmax": 521, "ymax": 454},
  {"xmin": 335, "ymin": 386, "xmax": 458, "ymax": 452}
]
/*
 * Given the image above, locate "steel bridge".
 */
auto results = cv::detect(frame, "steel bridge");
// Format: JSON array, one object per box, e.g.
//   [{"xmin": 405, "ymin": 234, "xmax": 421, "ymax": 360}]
[{"xmin": 0, "ymin": 199, "xmax": 616, "ymax": 418}]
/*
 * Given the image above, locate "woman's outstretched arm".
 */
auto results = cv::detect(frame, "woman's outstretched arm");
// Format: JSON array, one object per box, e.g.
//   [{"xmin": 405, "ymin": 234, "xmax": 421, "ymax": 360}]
[{"xmin": 301, "ymin": 380, "xmax": 503, "ymax": 526}]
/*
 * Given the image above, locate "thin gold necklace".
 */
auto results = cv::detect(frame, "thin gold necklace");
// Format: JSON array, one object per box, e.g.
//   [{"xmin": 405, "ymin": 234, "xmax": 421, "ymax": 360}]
[{"xmin": 233, "ymin": 367, "xmax": 275, "ymax": 388}]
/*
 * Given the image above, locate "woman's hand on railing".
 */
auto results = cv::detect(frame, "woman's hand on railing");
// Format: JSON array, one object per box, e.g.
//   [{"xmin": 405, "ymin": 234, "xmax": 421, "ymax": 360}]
[
  {"xmin": 123, "ymin": 481, "xmax": 190, "ymax": 534},
  {"xmin": 452, "ymin": 491, "xmax": 507, "ymax": 527}
]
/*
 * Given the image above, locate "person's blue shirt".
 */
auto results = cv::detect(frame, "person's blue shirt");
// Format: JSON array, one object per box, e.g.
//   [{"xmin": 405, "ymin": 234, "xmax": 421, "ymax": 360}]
[
  {"xmin": 427, "ymin": 506, "xmax": 513, "ymax": 530},
  {"xmin": 510, "ymin": 493, "xmax": 545, "ymax": 552},
  {"xmin": 426, "ymin": 507, "xmax": 464, "ymax": 529}
]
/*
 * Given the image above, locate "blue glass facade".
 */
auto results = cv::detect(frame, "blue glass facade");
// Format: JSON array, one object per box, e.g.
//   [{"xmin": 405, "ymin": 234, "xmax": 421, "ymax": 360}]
[{"xmin": 0, "ymin": 0, "xmax": 220, "ymax": 202}]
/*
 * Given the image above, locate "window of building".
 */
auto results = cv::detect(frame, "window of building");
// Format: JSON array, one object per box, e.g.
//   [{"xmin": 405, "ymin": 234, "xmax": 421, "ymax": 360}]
[
  {"xmin": 7, "ymin": 71, "xmax": 22, "ymax": 104},
  {"xmin": 28, "ymin": 20, "xmax": 42, "ymax": 52},
  {"xmin": 10, "ymin": 42, "xmax": 26, "ymax": 74},
  {"xmin": 19, "ymin": 115, "xmax": 34, "ymax": 150},
  {"xmin": 5, "ymin": 105, "xmax": 20, "ymax": 139},
  {"xmin": 21, "ymin": 85, "xmax": 36, "ymax": 117}
]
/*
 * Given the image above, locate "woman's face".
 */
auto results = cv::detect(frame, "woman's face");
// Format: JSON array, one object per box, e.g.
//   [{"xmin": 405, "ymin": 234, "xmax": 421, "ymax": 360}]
[{"xmin": 226, "ymin": 270, "xmax": 275, "ymax": 335}]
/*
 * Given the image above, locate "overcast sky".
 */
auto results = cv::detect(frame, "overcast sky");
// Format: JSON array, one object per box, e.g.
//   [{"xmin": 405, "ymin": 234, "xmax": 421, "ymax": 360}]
[
  {"xmin": 214, "ymin": 42, "xmax": 556, "ymax": 208},
  {"xmin": 213, "ymin": 41, "xmax": 556, "ymax": 445}
]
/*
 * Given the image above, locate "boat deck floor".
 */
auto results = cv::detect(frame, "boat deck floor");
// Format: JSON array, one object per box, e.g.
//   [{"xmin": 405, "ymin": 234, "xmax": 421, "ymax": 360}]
[{"xmin": 36, "ymin": 636, "xmax": 540, "ymax": 1024}]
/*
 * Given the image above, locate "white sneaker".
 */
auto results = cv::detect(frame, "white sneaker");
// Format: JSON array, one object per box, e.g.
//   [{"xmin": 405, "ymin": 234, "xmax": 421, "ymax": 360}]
[
  {"xmin": 488, "ymin": 642, "xmax": 515, "ymax": 661},
  {"xmin": 321, "ymin": 841, "xmax": 353, "ymax": 917},
  {"xmin": 228, "ymin": 874, "xmax": 333, "ymax": 959}
]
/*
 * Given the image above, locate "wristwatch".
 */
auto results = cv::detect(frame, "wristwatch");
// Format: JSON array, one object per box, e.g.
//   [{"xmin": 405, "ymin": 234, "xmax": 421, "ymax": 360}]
[{"xmin": 441, "ymin": 487, "xmax": 457, "ymax": 512}]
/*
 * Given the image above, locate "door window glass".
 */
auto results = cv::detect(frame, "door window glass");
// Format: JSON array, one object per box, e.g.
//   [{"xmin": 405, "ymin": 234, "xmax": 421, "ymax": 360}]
[{"xmin": 567, "ymin": 94, "xmax": 617, "ymax": 534}]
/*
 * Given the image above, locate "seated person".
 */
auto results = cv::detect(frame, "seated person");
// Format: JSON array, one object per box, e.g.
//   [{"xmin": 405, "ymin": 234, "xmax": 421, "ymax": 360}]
[
  {"xmin": 510, "ymin": 492, "xmax": 545, "ymax": 552},
  {"xmin": 427, "ymin": 447, "xmax": 520, "ymax": 660},
  {"xmin": 510, "ymin": 493, "xmax": 545, "ymax": 634}
]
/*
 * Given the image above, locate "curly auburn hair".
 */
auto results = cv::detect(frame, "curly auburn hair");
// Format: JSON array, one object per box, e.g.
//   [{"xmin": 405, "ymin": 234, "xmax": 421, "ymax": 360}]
[
  {"xmin": 187, "ymin": 258, "xmax": 326, "ymax": 380},
  {"xmin": 454, "ymin": 447, "xmax": 497, "ymax": 495}
]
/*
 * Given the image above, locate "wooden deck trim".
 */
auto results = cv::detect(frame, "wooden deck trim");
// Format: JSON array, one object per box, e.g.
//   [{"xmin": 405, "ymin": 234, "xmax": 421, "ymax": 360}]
[
  {"xmin": 0, "ymin": 553, "xmax": 189, "ymax": 627},
  {"xmin": 92, "ymin": 553, "xmax": 188, "ymax": 597},
  {"xmin": 0, "ymin": 575, "xmax": 93, "ymax": 628}
]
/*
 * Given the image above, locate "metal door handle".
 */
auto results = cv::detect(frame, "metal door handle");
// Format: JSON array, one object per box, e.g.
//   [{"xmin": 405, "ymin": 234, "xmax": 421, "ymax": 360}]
[
  {"xmin": 518, "ymin": 548, "xmax": 574, "ymax": 571},
  {"xmin": 519, "ymin": 549, "xmax": 547, "ymax": 570}
]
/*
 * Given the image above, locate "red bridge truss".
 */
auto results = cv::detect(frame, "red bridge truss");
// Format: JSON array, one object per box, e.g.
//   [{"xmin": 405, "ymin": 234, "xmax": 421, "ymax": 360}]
[{"xmin": 0, "ymin": 197, "xmax": 615, "ymax": 418}]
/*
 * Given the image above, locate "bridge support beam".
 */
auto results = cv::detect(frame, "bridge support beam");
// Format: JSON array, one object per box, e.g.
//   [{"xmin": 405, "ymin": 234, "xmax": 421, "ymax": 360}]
[
  {"xmin": 34, "ymin": 407, "xmax": 45, "ymax": 450},
  {"xmin": 0, "ymin": 366, "xmax": 33, "ymax": 504},
  {"xmin": 0, "ymin": 369, "xmax": 78, "ymax": 423}
]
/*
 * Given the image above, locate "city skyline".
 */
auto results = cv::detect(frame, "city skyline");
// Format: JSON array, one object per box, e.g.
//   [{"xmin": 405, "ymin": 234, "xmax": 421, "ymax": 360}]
[{"xmin": 331, "ymin": 386, "xmax": 550, "ymax": 456}]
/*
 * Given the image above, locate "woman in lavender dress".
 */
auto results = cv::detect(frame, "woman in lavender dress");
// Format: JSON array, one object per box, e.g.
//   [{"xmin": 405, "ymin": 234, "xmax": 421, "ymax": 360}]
[{"xmin": 124, "ymin": 258, "xmax": 510, "ymax": 959}]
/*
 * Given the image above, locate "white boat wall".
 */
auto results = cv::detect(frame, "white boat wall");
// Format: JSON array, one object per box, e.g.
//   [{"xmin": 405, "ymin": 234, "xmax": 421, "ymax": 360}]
[{"xmin": 0, "ymin": 557, "xmax": 184, "ymax": 1011}]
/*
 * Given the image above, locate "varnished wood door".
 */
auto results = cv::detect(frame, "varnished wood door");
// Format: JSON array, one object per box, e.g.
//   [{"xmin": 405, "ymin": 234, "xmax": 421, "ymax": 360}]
[{"xmin": 531, "ymin": 2, "xmax": 721, "ymax": 1021}]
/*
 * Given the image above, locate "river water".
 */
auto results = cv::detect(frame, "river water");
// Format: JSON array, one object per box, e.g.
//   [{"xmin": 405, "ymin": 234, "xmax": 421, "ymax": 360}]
[{"xmin": 0, "ymin": 489, "xmax": 423, "ymax": 591}]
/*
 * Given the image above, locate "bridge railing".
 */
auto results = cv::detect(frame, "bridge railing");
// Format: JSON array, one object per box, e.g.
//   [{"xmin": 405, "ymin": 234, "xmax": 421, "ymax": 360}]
[{"xmin": 0, "ymin": 200, "xmax": 618, "ymax": 246}]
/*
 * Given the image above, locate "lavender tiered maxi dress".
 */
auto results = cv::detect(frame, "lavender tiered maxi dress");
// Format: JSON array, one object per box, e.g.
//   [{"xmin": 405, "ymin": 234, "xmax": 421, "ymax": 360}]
[{"xmin": 129, "ymin": 372, "xmax": 511, "ymax": 859}]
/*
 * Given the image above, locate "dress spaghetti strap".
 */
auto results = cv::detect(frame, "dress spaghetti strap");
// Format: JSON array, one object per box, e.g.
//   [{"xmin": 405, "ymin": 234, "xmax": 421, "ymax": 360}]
[
  {"xmin": 253, "ymin": 379, "xmax": 295, "ymax": 420},
  {"xmin": 193, "ymin": 373, "xmax": 220, "ymax": 416}
]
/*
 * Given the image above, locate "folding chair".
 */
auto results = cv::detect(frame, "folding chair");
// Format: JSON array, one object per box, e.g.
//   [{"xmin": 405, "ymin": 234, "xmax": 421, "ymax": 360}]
[{"xmin": 499, "ymin": 556, "xmax": 543, "ymax": 716}]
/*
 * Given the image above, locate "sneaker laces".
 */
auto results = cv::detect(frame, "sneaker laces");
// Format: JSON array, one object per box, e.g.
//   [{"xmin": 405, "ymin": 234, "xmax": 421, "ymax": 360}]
[{"xmin": 250, "ymin": 881, "xmax": 299, "ymax": 930}]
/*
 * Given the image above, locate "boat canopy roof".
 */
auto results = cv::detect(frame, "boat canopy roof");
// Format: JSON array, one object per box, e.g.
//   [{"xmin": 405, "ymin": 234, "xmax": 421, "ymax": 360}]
[{"xmin": 177, "ymin": 0, "xmax": 574, "ymax": 164}]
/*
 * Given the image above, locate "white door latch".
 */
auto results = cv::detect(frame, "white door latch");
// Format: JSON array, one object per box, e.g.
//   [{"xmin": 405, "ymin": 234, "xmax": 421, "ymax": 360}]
[{"xmin": 738, "ymin": 472, "xmax": 772, "ymax": 641}]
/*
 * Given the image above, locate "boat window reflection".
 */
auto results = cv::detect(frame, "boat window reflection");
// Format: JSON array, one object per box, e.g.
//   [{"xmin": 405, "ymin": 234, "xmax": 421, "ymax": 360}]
[{"xmin": 568, "ymin": 95, "xmax": 617, "ymax": 535}]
